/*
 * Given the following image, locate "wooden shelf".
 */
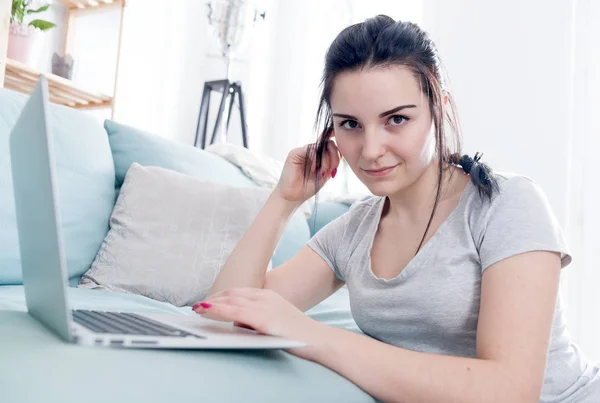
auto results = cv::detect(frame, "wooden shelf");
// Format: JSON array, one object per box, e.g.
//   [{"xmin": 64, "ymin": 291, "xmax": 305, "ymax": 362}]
[
  {"xmin": 4, "ymin": 58, "xmax": 113, "ymax": 109},
  {"xmin": 58, "ymin": 0, "xmax": 124, "ymax": 12}
]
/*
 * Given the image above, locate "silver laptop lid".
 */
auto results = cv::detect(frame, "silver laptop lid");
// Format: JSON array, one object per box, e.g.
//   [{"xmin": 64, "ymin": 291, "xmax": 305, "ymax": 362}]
[{"xmin": 9, "ymin": 76, "xmax": 73, "ymax": 342}]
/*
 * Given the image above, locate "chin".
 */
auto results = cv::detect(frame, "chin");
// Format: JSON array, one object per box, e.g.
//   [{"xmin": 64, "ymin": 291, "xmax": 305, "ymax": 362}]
[{"xmin": 360, "ymin": 175, "xmax": 408, "ymax": 197}]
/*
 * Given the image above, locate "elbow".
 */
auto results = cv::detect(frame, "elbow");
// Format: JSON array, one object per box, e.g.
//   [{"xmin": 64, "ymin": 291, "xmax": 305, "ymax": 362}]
[
  {"xmin": 498, "ymin": 384, "xmax": 541, "ymax": 403},
  {"xmin": 261, "ymin": 272, "xmax": 273, "ymax": 290},
  {"xmin": 488, "ymin": 361, "xmax": 543, "ymax": 403}
]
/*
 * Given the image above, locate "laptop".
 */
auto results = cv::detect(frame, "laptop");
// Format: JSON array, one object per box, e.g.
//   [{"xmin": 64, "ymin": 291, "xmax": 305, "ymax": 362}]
[{"xmin": 10, "ymin": 76, "xmax": 305, "ymax": 350}]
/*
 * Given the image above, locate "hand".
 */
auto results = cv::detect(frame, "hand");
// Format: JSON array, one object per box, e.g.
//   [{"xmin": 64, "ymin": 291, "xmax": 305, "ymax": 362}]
[
  {"xmin": 192, "ymin": 288, "xmax": 323, "ymax": 357},
  {"xmin": 273, "ymin": 140, "xmax": 341, "ymax": 204}
]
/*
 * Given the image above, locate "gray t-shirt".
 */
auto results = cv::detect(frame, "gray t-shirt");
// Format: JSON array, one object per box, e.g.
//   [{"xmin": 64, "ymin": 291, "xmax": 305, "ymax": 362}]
[{"xmin": 308, "ymin": 174, "xmax": 600, "ymax": 402}]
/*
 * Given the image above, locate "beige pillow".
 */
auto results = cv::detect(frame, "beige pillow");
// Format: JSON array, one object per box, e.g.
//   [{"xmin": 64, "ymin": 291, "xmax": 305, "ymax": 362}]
[{"xmin": 79, "ymin": 163, "xmax": 271, "ymax": 307}]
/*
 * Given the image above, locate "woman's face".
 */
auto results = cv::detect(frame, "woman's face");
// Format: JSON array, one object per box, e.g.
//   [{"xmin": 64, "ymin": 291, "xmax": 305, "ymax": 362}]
[{"xmin": 330, "ymin": 66, "xmax": 436, "ymax": 197}]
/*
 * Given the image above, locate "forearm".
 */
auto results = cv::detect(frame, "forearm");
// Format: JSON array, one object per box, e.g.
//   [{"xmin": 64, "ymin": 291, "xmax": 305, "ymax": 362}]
[
  {"xmin": 208, "ymin": 192, "xmax": 301, "ymax": 295},
  {"xmin": 302, "ymin": 323, "xmax": 535, "ymax": 403}
]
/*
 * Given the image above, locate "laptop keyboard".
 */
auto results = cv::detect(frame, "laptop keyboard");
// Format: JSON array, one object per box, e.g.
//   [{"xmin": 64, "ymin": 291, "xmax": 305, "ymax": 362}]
[{"xmin": 72, "ymin": 310, "xmax": 201, "ymax": 338}]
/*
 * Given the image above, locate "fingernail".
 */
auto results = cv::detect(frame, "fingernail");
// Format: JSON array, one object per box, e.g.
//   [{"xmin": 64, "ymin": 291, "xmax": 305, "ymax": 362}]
[
  {"xmin": 331, "ymin": 168, "xmax": 337, "ymax": 178},
  {"xmin": 200, "ymin": 302, "xmax": 212, "ymax": 309},
  {"xmin": 321, "ymin": 171, "xmax": 326, "ymax": 178},
  {"xmin": 192, "ymin": 302, "xmax": 202, "ymax": 310}
]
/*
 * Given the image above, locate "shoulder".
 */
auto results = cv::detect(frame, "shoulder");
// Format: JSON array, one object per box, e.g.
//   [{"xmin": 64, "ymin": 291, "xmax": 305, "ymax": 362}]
[
  {"xmin": 307, "ymin": 195, "xmax": 382, "ymax": 267},
  {"xmin": 466, "ymin": 173, "xmax": 571, "ymax": 270},
  {"xmin": 465, "ymin": 173, "xmax": 548, "ymax": 215},
  {"xmin": 494, "ymin": 172, "xmax": 545, "ymax": 198},
  {"xmin": 319, "ymin": 195, "xmax": 383, "ymax": 241},
  {"xmin": 466, "ymin": 172, "xmax": 564, "ymax": 243},
  {"xmin": 343, "ymin": 195, "xmax": 384, "ymax": 226},
  {"xmin": 464, "ymin": 172, "xmax": 557, "ymax": 239},
  {"xmin": 348, "ymin": 195, "xmax": 382, "ymax": 212}
]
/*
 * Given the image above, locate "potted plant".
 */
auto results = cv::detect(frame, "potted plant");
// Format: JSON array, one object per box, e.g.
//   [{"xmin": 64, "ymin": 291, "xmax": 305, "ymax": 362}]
[{"xmin": 7, "ymin": 0, "xmax": 56, "ymax": 66}]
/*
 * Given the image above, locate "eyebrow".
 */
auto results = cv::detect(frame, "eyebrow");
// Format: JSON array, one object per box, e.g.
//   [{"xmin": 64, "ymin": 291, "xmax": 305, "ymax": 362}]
[{"xmin": 332, "ymin": 104, "xmax": 417, "ymax": 120}]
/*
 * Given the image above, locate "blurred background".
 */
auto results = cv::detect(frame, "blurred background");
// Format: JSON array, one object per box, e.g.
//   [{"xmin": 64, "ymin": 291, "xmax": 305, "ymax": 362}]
[{"xmin": 4, "ymin": 0, "xmax": 599, "ymax": 361}]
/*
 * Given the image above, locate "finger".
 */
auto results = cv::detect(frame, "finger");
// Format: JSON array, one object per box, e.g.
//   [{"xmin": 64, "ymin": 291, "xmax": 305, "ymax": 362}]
[
  {"xmin": 326, "ymin": 140, "xmax": 339, "ymax": 173},
  {"xmin": 233, "ymin": 321, "xmax": 256, "ymax": 331},
  {"xmin": 320, "ymin": 140, "xmax": 336, "ymax": 177},
  {"xmin": 193, "ymin": 293, "xmax": 259, "ymax": 321},
  {"xmin": 201, "ymin": 287, "xmax": 263, "ymax": 303},
  {"xmin": 331, "ymin": 140, "xmax": 342, "ymax": 168},
  {"xmin": 197, "ymin": 302, "xmax": 250, "ymax": 324},
  {"xmin": 307, "ymin": 143, "xmax": 317, "ymax": 176}
]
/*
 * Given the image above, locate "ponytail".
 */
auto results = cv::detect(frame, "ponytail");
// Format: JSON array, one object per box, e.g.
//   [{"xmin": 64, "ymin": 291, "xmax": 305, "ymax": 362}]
[{"xmin": 449, "ymin": 152, "xmax": 499, "ymax": 200}]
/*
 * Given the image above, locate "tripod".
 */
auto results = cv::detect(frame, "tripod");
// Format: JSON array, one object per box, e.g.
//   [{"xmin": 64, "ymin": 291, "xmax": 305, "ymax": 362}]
[{"xmin": 194, "ymin": 79, "xmax": 249, "ymax": 149}]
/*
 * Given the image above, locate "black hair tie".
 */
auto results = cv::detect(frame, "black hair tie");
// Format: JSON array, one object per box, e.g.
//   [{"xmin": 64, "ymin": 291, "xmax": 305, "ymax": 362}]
[{"xmin": 459, "ymin": 152, "xmax": 483, "ymax": 175}]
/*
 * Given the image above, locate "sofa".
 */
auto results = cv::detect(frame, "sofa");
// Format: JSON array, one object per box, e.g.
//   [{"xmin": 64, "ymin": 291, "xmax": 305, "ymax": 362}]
[{"xmin": 0, "ymin": 87, "xmax": 374, "ymax": 403}]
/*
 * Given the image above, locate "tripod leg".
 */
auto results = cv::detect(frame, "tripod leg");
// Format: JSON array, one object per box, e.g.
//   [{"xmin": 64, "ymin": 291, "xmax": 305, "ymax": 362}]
[
  {"xmin": 235, "ymin": 83, "xmax": 249, "ymax": 148},
  {"xmin": 210, "ymin": 83, "xmax": 230, "ymax": 146},
  {"xmin": 225, "ymin": 88, "xmax": 236, "ymax": 131},
  {"xmin": 195, "ymin": 83, "xmax": 212, "ymax": 149}
]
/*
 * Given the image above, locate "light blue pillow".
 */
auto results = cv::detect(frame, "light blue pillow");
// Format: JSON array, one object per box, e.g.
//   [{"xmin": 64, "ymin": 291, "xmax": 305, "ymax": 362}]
[
  {"xmin": 0, "ymin": 88, "xmax": 116, "ymax": 285},
  {"xmin": 308, "ymin": 201, "xmax": 351, "ymax": 237},
  {"xmin": 104, "ymin": 120, "xmax": 310, "ymax": 267}
]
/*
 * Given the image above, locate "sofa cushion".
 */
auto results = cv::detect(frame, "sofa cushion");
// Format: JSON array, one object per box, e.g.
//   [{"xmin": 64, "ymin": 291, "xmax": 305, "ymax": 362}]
[
  {"xmin": 80, "ymin": 163, "xmax": 273, "ymax": 306},
  {"xmin": 308, "ymin": 201, "xmax": 351, "ymax": 237},
  {"xmin": 104, "ymin": 120, "xmax": 310, "ymax": 267},
  {"xmin": 0, "ymin": 88, "xmax": 116, "ymax": 285},
  {"xmin": 0, "ymin": 285, "xmax": 369, "ymax": 403}
]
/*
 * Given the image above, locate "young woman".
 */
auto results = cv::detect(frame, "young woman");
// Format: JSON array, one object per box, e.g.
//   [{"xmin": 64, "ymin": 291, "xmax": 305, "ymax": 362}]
[{"xmin": 192, "ymin": 15, "xmax": 600, "ymax": 403}]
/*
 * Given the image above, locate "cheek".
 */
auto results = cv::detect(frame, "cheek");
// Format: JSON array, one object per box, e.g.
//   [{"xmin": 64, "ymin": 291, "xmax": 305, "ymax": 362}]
[
  {"xmin": 398, "ymin": 121, "xmax": 435, "ymax": 165},
  {"xmin": 332, "ymin": 134, "xmax": 355, "ymax": 161}
]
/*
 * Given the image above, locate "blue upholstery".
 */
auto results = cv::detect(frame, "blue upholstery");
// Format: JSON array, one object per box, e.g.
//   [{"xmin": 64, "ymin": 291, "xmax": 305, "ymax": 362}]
[
  {"xmin": 308, "ymin": 201, "xmax": 351, "ymax": 237},
  {"xmin": 0, "ymin": 89, "xmax": 115, "ymax": 285}
]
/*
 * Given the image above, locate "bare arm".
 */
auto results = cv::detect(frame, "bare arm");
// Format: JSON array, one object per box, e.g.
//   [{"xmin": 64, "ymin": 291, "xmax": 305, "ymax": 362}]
[
  {"xmin": 207, "ymin": 192, "xmax": 301, "ymax": 296},
  {"xmin": 299, "ymin": 251, "xmax": 561, "ymax": 403},
  {"xmin": 207, "ymin": 141, "xmax": 342, "ymax": 307},
  {"xmin": 264, "ymin": 246, "xmax": 345, "ymax": 312},
  {"xmin": 208, "ymin": 188, "xmax": 344, "ymax": 311}
]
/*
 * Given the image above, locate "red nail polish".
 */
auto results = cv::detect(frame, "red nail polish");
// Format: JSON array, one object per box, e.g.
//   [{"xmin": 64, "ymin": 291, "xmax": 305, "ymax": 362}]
[
  {"xmin": 192, "ymin": 303, "xmax": 202, "ymax": 310},
  {"xmin": 331, "ymin": 168, "xmax": 337, "ymax": 178},
  {"xmin": 200, "ymin": 302, "xmax": 212, "ymax": 309},
  {"xmin": 321, "ymin": 171, "xmax": 326, "ymax": 178}
]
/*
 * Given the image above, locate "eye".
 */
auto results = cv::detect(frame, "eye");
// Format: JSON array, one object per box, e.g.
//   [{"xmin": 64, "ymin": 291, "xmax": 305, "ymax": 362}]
[
  {"xmin": 340, "ymin": 120, "xmax": 360, "ymax": 130},
  {"xmin": 388, "ymin": 115, "xmax": 409, "ymax": 126}
]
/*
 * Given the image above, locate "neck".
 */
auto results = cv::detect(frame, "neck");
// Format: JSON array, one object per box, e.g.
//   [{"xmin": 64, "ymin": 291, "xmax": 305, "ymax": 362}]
[{"xmin": 384, "ymin": 159, "xmax": 451, "ymax": 224}]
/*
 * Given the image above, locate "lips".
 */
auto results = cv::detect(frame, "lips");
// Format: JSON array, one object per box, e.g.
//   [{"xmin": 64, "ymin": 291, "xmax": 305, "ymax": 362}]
[{"xmin": 363, "ymin": 164, "xmax": 399, "ymax": 177}]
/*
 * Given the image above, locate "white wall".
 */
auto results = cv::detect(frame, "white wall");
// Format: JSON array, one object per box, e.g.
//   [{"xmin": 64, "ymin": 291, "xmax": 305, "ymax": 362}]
[
  {"xmin": 111, "ymin": 0, "xmax": 275, "ymax": 150},
  {"xmin": 563, "ymin": 0, "xmax": 600, "ymax": 363},
  {"xmin": 33, "ymin": 5, "xmax": 65, "ymax": 74},
  {"xmin": 422, "ymin": 0, "xmax": 599, "ymax": 362},
  {"xmin": 421, "ymin": 0, "xmax": 573, "ymax": 227}
]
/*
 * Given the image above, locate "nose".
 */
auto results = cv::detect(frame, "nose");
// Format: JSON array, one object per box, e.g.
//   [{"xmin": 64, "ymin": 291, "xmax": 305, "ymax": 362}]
[{"xmin": 361, "ymin": 126, "xmax": 387, "ymax": 162}]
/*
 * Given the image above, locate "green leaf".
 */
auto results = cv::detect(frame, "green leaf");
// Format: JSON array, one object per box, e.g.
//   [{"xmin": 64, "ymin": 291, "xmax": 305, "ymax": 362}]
[
  {"xmin": 27, "ymin": 4, "xmax": 50, "ymax": 14},
  {"xmin": 28, "ymin": 19, "xmax": 56, "ymax": 31},
  {"xmin": 11, "ymin": 0, "xmax": 27, "ymax": 24}
]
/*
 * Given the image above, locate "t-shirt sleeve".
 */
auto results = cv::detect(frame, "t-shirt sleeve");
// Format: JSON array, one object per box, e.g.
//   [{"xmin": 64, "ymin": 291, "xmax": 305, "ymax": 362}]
[
  {"xmin": 306, "ymin": 211, "xmax": 349, "ymax": 282},
  {"xmin": 477, "ymin": 176, "xmax": 572, "ymax": 272}
]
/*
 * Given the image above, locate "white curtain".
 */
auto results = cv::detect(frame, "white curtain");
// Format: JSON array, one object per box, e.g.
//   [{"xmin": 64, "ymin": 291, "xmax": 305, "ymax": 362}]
[{"xmin": 563, "ymin": 0, "xmax": 600, "ymax": 362}]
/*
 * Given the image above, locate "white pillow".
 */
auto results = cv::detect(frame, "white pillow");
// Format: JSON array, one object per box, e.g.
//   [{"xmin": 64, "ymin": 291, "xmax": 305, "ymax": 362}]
[{"xmin": 79, "ymin": 163, "xmax": 272, "ymax": 307}]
